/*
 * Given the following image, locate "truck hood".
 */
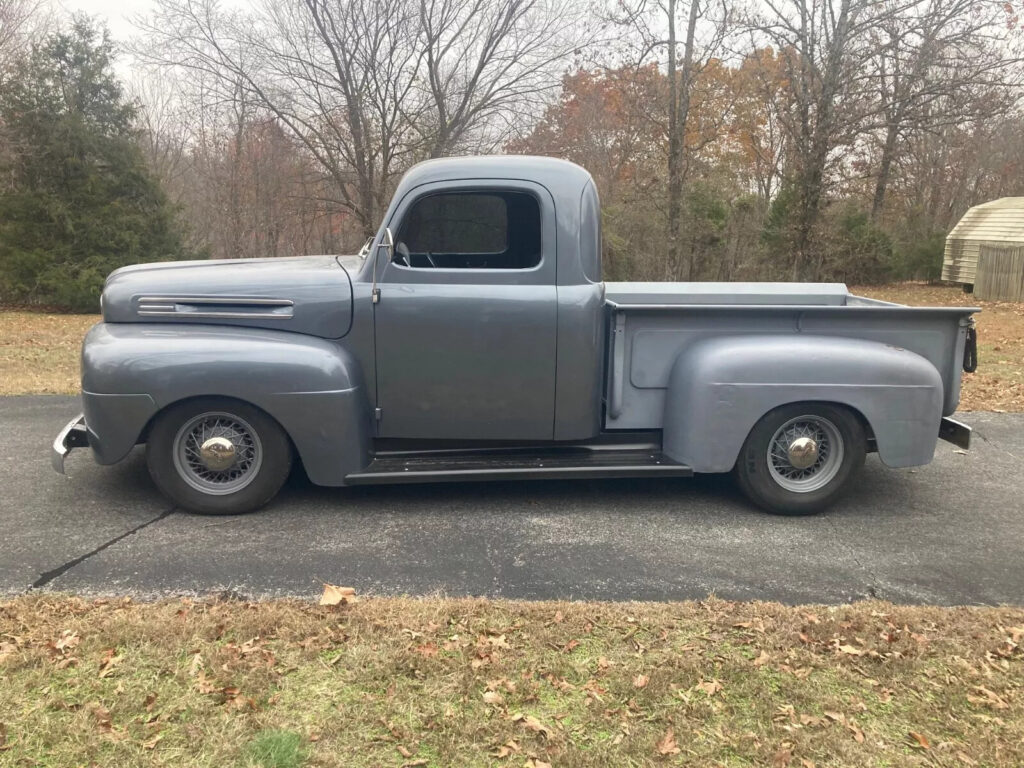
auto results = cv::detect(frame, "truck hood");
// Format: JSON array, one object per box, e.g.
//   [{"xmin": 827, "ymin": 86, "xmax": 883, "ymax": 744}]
[{"xmin": 102, "ymin": 254, "xmax": 356, "ymax": 339}]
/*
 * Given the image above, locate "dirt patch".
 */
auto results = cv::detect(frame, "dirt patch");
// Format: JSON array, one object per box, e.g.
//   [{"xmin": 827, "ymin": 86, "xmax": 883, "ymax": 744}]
[{"xmin": 0, "ymin": 595, "xmax": 1021, "ymax": 767}]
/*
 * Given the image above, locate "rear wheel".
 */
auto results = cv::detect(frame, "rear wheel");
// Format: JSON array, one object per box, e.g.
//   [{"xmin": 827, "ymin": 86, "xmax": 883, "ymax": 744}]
[
  {"xmin": 146, "ymin": 398, "xmax": 292, "ymax": 515},
  {"xmin": 734, "ymin": 403, "xmax": 866, "ymax": 515}
]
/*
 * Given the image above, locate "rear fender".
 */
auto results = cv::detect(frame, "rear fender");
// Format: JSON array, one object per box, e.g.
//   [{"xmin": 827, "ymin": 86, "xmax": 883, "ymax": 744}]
[
  {"xmin": 81, "ymin": 323, "xmax": 372, "ymax": 485},
  {"xmin": 662, "ymin": 334, "xmax": 944, "ymax": 473}
]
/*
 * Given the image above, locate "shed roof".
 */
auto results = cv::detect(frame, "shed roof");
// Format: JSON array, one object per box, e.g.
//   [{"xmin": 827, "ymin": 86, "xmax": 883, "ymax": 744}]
[{"xmin": 947, "ymin": 197, "xmax": 1024, "ymax": 245}]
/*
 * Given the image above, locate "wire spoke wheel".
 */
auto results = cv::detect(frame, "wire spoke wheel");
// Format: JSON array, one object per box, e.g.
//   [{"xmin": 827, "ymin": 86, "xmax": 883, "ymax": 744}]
[
  {"xmin": 766, "ymin": 415, "xmax": 844, "ymax": 493},
  {"xmin": 172, "ymin": 411, "xmax": 263, "ymax": 495}
]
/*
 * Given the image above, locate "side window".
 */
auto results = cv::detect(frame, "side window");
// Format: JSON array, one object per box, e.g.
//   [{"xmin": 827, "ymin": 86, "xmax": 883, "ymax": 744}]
[{"xmin": 396, "ymin": 190, "xmax": 541, "ymax": 269}]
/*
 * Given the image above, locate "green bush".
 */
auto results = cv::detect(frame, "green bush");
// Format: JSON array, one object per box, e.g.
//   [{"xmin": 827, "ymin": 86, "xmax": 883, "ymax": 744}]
[{"xmin": 0, "ymin": 18, "xmax": 192, "ymax": 311}]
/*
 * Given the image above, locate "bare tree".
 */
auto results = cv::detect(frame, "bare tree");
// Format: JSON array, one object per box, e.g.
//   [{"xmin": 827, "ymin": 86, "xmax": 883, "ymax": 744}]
[
  {"xmin": 747, "ymin": 0, "xmax": 892, "ymax": 278},
  {"xmin": 612, "ymin": 0, "xmax": 729, "ymax": 280},
  {"xmin": 419, "ymin": 0, "xmax": 584, "ymax": 157},
  {"xmin": 135, "ymin": 0, "xmax": 585, "ymax": 237},
  {"xmin": 0, "ymin": 0, "xmax": 44, "ymax": 76},
  {"xmin": 867, "ymin": 0, "xmax": 1022, "ymax": 221}
]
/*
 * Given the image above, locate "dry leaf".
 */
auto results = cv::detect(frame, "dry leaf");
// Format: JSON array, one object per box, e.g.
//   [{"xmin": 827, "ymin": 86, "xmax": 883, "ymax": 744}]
[
  {"xmin": 90, "ymin": 704, "xmax": 112, "ymax": 733},
  {"xmin": 491, "ymin": 739, "xmax": 521, "ymax": 758},
  {"xmin": 483, "ymin": 691, "xmax": 505, "ymax": 706},
  {"xmin": 143, "ymin": 692, "xmax": 158, "ymax": 712},
  {"xmin": 908, "ymin": 731, "xmax": 930, "ymax": 749},
  {"xmin": 656, "ymin": 727, "xmax": 681, "ymax": 755},
  {"xmin": 837, "ymin": 644, "xmax": 863, "ymax": 656},
  {"xmin": 697, "ymin": 679, "xmax": 723, "ymax": 696},
  {"xmin": 98, "ymin": 649, "xmax": 122, "ymax": 678},
  {"xmin": 772, "ymin": 744, "xmax": 793, "ymax": 767},
  {"xmin": 753, "ymin": 650, "xmax": 771, "ymax": 666},
  {"xmin": 800, "ymin": 760, "xmax": 815, "ymax": 768},
  {"xmin": 319, "ymin": 583, "xmax": 357, "ymax": 606},
  {"xmin": 396, "ymin": 745, "xmax": 413, "ymax": 758},
  {"xmin": 968, "ymin": 686, "xmax": 1008, "ymax": 709},
  {"xmin": 142, "ymin": 733, "xmax": 162, "ymax": 750},
  {"xmin": 956, "ymin": 750, "xmax": 978, "ymax": 765},
  {"xmin": 847, "ymin": 721, "xmax": 865, "ymax": 743},
  {"xmin": 401, "ymin": 760, "xmax": 428, "ymax": 768},
  {"xmin": 413, "ymin": 643, "xmax": 438, "ymax": 657},
  {"xmin": 511, "ymin": 713, "xmax": 552, "ymax": 739},
  {"xmin": 633, "ymin": 674, "xmax": 649, "ymax": 689}
]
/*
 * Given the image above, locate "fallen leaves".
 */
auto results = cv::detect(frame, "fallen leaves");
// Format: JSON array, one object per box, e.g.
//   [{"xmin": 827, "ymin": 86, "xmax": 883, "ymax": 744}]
[
  {"xmin": 319, "ymin": 583, "xmax": 357, "ymax": 607},
  {"xmin": 696, "ymin": 679, "xmax": 723, "ymax": 696},
  {"xmin": 633, "ymin": 673, "xmax": 649, "ymax": 689},
  {"xmin": 511, "ymin": 713, "xmax": 553, "ymax": 739},
  {"xmin": 482, "ymin": 690, "xmax": 505, "ymax": 706},
  {"xmin": 908, "ymin": 730, "xmax": 931, "ymax": 750},
  {"xmin": 656, "ymin": 727, "xmax": 680, "ymax": 755},
  {"xmin": 97, "ymin": 648, "xmax": 122, "ymax": 678},
  {"xmin": 968, "ymin": 685, "xmax": 1009, "ymax": 710}
]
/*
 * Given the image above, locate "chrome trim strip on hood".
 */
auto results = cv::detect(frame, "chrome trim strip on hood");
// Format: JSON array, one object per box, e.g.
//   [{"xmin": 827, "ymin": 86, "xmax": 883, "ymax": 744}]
[{"xmin": 137, "ymin": 296, "xmax": 295, "ymax": 320}]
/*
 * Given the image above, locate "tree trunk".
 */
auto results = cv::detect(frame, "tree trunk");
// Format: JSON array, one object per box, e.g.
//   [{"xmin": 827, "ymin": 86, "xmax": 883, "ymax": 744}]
[
  {"xmin": 665, "ymin": 0, "xmax": 680, "ymax": 281},
  {"xmin": 871, "ymin": 118, "xmax": 899, "ymax": 222},
  {"xmin": 666, "ymin": 0, "xmax": 700, "ymax": 281}
]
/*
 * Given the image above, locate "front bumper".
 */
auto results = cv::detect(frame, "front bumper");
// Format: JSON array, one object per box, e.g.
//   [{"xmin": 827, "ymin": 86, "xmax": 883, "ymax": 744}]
[
  {"xmin": 939, "ymin": 416, "xmax": 971, "ymax": 450},
  {"xmin": 52, "ymin": 414, "xmax": 89, "ymax": 473}
]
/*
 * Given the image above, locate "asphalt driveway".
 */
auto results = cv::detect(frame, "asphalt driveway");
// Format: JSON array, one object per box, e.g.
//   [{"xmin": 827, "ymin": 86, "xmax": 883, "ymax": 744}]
[{"xmin": 2, "ymin": 396, "xmax": 1022, "ymax": 604}]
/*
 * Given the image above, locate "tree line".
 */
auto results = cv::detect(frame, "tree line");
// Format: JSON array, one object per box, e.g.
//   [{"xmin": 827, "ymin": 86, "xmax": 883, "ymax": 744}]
[{"xmin": 1, "ymin": 0, "xmax": 1022, "ymax": 310}]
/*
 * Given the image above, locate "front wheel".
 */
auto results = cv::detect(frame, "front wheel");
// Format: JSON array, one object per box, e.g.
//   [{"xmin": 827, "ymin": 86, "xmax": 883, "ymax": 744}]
[
  {"xmin": 734, "ymin": 404, "xmax": 866, "ymax": 515},
  {"xmin": 146, "ymin": 398, "xmax": 292, "ymax": 515}
]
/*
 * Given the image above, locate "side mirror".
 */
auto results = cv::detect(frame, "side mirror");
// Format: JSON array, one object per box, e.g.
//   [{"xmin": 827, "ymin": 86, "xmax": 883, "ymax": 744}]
[{"xmin": 378, "ymin": 227, "xmax": 395, "ymax": 261}]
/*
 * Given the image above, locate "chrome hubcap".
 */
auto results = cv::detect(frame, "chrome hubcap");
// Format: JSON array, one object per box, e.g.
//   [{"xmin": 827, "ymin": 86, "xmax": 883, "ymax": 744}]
[
  {"xmin": 767, "ymin": 415, "xmax": 843, "ymax": 493},
  {"xmin": 787, "ymin": 436, "xmax": 818, "ymax": 469},
  {"xmin": 199, "ymin": 437, "xmax": 237, "ymax": 471},
  {"xmin": 172, "ymin": 412, "xmax": 262, "ymax": 495}
]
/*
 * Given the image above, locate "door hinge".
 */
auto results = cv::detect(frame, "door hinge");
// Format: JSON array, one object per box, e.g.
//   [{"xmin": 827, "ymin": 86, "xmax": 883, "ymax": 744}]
[
  {"xmin": 374, "ymin": 407, "xmax": 382, "ymax": 421},
  {"xmin": 372, "ymin": 287, "xmax": 381, "ymax": 304}
]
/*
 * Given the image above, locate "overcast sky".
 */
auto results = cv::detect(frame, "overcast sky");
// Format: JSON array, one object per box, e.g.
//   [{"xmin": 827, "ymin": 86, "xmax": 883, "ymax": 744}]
[{"xmin": 59, "ymin": 0, "xmax": 155, "ymax": 41}]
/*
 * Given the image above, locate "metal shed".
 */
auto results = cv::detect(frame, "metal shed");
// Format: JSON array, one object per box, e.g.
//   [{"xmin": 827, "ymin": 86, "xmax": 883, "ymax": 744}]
[{"xmin": 943, "ymin": 198, "xmax": 1024, "ymax": 292}]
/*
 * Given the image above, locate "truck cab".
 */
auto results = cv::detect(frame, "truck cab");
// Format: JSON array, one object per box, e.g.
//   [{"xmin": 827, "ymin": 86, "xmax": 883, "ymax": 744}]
[{"xmin": 54, "ymin": 156, "xmax": 978, "ymax": 517}]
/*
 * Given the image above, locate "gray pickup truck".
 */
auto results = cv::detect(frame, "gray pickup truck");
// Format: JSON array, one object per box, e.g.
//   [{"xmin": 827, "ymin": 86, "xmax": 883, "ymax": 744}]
[{"xmin": 53, "ymin": 156, "xmax": 978, "ymax": 516}]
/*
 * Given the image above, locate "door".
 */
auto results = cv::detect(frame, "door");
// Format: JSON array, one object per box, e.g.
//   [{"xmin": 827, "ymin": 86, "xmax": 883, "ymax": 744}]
[{"xmin": 373, "ymin": 181, "xmax": 558, "ymax": 441}]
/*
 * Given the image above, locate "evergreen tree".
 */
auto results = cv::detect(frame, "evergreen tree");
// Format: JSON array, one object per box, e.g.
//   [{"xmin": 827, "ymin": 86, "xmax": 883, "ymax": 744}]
[{"xmin": 0, "ymin": 17, "xmax": 191, "ymax": 311}]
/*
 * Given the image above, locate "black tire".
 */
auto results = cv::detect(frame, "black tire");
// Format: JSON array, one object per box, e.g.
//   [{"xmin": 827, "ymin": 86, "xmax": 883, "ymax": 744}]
[
  {"xmin": 146, "ymin": 397, "xmax": 292, "ymax": 515},
  {"xmin": 733, "ymin": 403, "xmax": 866, "ymax": 516}
]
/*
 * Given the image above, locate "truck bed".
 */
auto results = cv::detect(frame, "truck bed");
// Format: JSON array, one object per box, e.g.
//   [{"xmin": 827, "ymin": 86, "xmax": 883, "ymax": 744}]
[{"xmin": 604, "ymin": 282, "xmax": 977, "ymax": 430}]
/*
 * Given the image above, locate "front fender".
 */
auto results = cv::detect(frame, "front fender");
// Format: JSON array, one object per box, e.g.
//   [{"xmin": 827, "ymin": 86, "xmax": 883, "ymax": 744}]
[
  {"xmin": 81, "ymin": 323, "xmax": 372, "ymax": 485},
  {"xmin": 662, "ymin": 334, "xmax": 944, "ymax": 473}
]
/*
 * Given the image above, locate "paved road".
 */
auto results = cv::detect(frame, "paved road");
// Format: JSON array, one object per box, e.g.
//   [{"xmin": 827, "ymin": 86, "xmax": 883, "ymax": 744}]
[{"xmin": 2, "ymin": 396, "xmax": 1022, "ymax": 605}]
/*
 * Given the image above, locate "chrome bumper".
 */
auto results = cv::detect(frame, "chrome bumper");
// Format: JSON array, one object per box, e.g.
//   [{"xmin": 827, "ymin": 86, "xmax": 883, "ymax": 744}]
[
  {"xmin": 52, "ymin": 414, "xmax": 89, "ymax": 474},
  {"xmin": 938, "ymin": 416, "xmax": 971, "ymax": 451}
]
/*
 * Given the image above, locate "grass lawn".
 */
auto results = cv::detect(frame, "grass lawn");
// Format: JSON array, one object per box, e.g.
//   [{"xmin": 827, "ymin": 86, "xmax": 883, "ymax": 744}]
[
  {"xmin": 2, "ymin": 283, "xmax": 1021, "ymax": 410},
  {"xmin": 1, "ymin": 595, "xmax": 1022, "ymax": 767}
]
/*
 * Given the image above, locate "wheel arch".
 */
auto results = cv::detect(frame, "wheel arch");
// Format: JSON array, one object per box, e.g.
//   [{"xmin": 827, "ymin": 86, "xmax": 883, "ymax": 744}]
[
  {"xmin": 81, "ymin": 323, "xmax": 373, "ymax": 485},
  {"xmin": 661, "ymin": 334, "xmax": 943, "ymax": 473}
]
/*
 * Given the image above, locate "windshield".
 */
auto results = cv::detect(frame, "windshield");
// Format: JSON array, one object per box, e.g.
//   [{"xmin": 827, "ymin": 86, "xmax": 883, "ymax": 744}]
[{"xmin": 357, "ymin": 236, "xmax": 373, "ymax": 260}]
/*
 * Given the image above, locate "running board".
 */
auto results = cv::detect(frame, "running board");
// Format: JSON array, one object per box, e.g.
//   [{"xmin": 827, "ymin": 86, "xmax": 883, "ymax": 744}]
[{"xmin": 344, "ymin": 448, "xmax": 692, "ymax": 485}]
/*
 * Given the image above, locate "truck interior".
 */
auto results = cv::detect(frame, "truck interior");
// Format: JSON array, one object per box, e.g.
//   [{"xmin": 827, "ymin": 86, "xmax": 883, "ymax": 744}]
[{"xmin": 394, "ymin": 190, "xmax": 542, "ymax": 270}]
